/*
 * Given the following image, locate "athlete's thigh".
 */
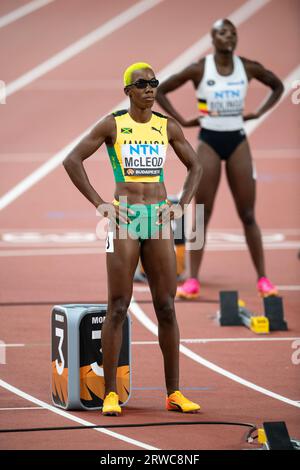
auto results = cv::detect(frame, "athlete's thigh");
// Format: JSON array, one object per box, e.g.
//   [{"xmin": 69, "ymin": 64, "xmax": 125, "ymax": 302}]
[
  {"xmin": 195, "ymin": 140, "xmax": 222, "ymax": 204},
  {"xmin": 106, "ymin": 235, "xmax": 140, "ymax": 299},
  {"xmin": 225, "ymin": 139, "xmax": 256, "ymax": 211},
  {"xmin": 141, "ymin": 235, "xmax": 177, "ymax": 300}
]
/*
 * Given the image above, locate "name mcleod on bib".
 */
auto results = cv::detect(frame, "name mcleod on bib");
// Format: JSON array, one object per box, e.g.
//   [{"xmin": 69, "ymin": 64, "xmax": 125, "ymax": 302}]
[{"xmin": 121, "ymin": 143, "xmax": 166, "ymax": 177}]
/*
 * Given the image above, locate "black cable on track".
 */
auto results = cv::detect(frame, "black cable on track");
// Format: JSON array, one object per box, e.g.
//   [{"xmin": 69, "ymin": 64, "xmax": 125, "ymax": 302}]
[{"xmin": 0, "ymin": 420, "xmax": 257, "ymax": 443}]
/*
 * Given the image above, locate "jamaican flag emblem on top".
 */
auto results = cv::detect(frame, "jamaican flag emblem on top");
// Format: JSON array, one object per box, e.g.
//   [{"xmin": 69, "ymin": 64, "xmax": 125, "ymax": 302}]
[{"xmin": 121, "ymin": 128, "xmax": 132, "ymax": 134}]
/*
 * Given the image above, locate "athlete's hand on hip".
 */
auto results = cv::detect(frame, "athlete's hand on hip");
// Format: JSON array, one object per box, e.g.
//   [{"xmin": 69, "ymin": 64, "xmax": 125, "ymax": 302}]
[
  {"xmin": 156, "ymin": 201, "xmax": 183, "ymax": 226},
  {"xmin": 181, "ymin": 117, "xmax": 201, "ymax": 127},
  {"xmin": 243, "ymin": 112, "xmax": 260, "ymax": 121},
  {"xmin": 97, "ymin": 202, "xmax": 134, "ymax": 227}
]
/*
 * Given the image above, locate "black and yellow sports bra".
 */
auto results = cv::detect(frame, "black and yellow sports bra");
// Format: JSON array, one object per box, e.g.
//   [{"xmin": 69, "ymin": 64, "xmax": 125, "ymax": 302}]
[{"xmin": 107, "ymin": 110, "xmax": 168, "ymax": 183}]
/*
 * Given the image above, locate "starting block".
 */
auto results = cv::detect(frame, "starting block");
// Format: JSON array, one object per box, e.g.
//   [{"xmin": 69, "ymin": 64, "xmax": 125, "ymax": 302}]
[
  {"xmin": 263, "ymin": 296, "xmax": 288, "ymax": 331},
  {"xmin": 51, "ymin": 304, "xmax": 131, "ymax": 410},
  {"xmin": 219, "ymin": 291, "xmax": 288, "ymax": 334},
  {"xmin": 259, "ymin": 421, "xmax": 296, "ymax": 450}
]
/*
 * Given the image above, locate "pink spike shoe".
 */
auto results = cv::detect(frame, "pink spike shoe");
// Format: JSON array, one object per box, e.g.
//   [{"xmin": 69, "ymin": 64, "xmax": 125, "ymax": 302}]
[
  {"xmin": 257, "ymin": 277, "xmax": 278, "ymax": 297},
  {"xmin": 176, "ymin": 278, "xmax": 200, "ymax": 299}
]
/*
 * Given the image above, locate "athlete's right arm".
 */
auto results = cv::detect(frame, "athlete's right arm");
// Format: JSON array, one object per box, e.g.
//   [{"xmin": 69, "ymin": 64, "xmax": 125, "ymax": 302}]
[
  {"xmin": 63, "ymin": 115, "xmax": 131, "ymax": 224},
  {"xmin": 156, "ymin": 62, "xmax": 203, "ymax": 127},
  {"xmin": 63, "ymin": 115, "xmax": 115, "ymax": 208}
]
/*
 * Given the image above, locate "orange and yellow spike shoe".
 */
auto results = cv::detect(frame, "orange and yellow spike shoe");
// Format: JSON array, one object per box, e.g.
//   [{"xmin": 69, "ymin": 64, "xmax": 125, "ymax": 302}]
[
  {"xmin": 166, "ymin": 391, "xmax": 201, "ymax": 413},
  {"xmin": 102, "ymin": 392, "xmax": 121, "ymax": 416}
]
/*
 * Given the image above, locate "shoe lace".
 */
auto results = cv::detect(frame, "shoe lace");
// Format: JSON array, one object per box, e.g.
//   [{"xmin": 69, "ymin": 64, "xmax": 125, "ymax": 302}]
[{"xmin": 106, "ymin": 392, "xmax": 117, "ymax": 400}]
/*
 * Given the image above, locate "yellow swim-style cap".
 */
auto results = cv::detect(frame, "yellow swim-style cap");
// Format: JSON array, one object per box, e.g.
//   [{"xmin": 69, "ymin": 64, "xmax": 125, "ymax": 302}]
[{"xmin": 123, "ymin": 62, "xmax": 153, "ymax": 86}]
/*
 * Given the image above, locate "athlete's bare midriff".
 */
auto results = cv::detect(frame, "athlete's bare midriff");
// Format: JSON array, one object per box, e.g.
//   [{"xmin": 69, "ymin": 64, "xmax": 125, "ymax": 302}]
[{"xmin": 114, "ymin": 181, "xmax": 167, "ymax": 205}]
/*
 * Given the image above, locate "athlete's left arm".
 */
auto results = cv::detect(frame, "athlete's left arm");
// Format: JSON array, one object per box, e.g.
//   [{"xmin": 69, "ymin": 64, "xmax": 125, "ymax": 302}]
[
  {"xmin": 168, "ymin": 117, "xmax": 202, "ymax": 209},
  {"xmin": 242, "ymin": 58, "xmax": 284, "ymax": 121}
]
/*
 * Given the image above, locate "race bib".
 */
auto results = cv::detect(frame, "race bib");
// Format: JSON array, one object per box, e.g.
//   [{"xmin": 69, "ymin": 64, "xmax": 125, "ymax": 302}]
[{"xmin": 121, "ymin": 143, "xmax": 166, "ymax": 177}]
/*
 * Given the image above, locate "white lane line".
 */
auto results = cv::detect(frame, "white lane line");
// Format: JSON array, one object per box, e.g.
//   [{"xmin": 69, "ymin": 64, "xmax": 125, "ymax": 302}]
[
  {"xmin": 1, "ymin": 241, "xmax": 299, "ymax": 257},
  {"xmin": 205, "ymin": 242, "xmax": 300, "ymax": 250},
  {"xmin": 0, "ymin": 407, "xmax": 43, "ymax": 411},
  {"xmin": 5, "ymin": 0, "xmax": 162, "ymax": 98},
  {"xmin": 132, "ymin": 337, "xmax": 300, "ymax": 345},
  {"xmin": 0, "ymin": 228, "xmax": 299, "ymax": 235},
  {"xmin": 0, "ymin": 247, "xmax": 104, "ymax": 257},
  {"xmin": 0, "ymin": 0, "xmax": 271, "ymax": 212},
  {"xmin": 210, "ymin": 229, "xmax": 300, "ymax": 234},
  {"xmin": 254, "ymin": 149, "xmax": 300, "ymax": 159},
  {"xmin": 0, "ymin": 378, "xmax": 159, "ymax": 450},
  {"xmin": 0, "ymin": 0, "xmax": 54, "ymax": 29},
  {"xmin": 129, "ymin": 298, "xmax": 300, "ymax": 409},
  {"xmin": 180, "ymin": 337, "xmax": 300, "ymax": 343},
  {"xmin": 0, "ymin": 229, "xmax": 295, "ymax": 245},
  {"xmin": 1, "ymin": 338, "xmax": 298, "ymax": 348},
  {"xmin": 277, "ymin": 285, "xmax": 300, "ymax": 291}
]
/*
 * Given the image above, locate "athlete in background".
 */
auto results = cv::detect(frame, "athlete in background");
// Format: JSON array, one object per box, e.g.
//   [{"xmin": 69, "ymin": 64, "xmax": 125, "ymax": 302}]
[{"xmin": 156, "ymin": 19, "xmax": 284, "ymax": 299}]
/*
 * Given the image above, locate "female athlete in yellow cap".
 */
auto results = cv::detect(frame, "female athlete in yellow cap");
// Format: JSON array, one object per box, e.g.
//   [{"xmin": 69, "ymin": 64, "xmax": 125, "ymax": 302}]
[{"xmin": 63, "ymin": 62, "xmax": 202, "ymax": 415}]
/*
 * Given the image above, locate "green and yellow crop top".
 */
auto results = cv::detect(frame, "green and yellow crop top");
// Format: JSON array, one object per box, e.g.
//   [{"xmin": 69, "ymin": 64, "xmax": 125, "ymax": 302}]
[{"xmin": 107, "ymin": 110, "xmax": 168, "ymax": 183}]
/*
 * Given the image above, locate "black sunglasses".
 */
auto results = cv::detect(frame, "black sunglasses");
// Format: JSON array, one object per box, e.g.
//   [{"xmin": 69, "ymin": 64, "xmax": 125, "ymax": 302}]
[{"xmin": 128, "ymin": 78, "xmax": 159, "ymax": 89}]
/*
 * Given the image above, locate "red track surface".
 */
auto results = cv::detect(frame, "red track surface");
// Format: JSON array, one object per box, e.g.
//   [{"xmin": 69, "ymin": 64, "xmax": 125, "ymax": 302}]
[{"xmin": 0, "ymin": 0, "xmax": 299, "ymax": 450}]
